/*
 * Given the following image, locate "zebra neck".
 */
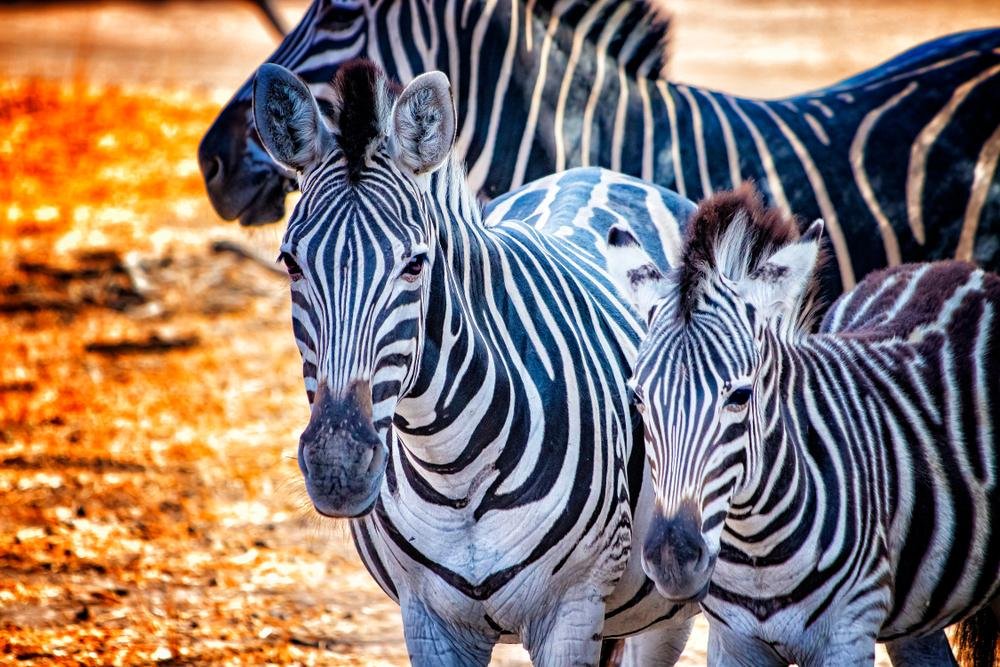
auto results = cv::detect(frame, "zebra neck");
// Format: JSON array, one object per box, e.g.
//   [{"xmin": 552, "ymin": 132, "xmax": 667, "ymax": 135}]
[
  {"xmin": 726, "ymin": 335, "xmax": 817, "ymax": 558},
  {"xmin": 435, "ymin": 0, "xmax": 671, "ymax": 193},
  {"xmin": 392, "ymin": 162, "xmax": 524, "ymax": 473}
]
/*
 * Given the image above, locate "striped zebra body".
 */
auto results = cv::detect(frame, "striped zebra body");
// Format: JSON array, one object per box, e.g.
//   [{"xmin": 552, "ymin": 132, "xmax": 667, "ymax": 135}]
[
  {"xmin": 200, "ymin": 1, "xmax": 1000, "ymax": 300},
  {"xmin": 252, "ymin": 60, "xmax": 697, "ymax": 663},
  {"xmin": 606, "ymin": 187, "xmax": 1000, "ymax": 665}
]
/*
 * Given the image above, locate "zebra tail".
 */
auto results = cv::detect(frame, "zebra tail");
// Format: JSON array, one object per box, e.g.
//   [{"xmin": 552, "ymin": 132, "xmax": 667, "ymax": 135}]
[{"xmin": 955, "ymin": 606, "xmax": 1000, "ymax": 667}]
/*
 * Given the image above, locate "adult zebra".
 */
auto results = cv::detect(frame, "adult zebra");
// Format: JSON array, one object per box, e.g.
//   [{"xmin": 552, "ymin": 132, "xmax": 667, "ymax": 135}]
[
  {"xmin": 251, "ymin": 59, "xmax": 700, "ymax": 664},
  {"xmin": 199, "ymin": 0, "xmax": 1000, "ymax": 299},
  {"xmin": 605, "ymin": 186, "xmax": 1000, "ymax": 665}
]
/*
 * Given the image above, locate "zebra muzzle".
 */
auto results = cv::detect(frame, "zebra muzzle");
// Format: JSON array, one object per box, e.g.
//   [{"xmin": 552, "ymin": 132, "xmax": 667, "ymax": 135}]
[
  {"xmin": 642, "ymin": 502, "xmax": 716, "ymax": 602},
  {"xmin": 297, "ymin": 381, "xmax": 385, "ymax": 518}
]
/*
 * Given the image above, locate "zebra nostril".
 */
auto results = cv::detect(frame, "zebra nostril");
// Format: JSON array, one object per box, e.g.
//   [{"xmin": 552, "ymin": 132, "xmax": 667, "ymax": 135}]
[
  {"xmin": 204, "ymin": 156, "xmax": 224, "ymax": 185},
  {"xmin": 693, "ymin": 540, "xmax": 711, "ymax": 574},
  {"xmin": 367, "ymin": 445, "xmax": 385, "ymax": 475},
  {"xmin": 359, "ymin": 445, "xmax": 374, "ymax": 472}
]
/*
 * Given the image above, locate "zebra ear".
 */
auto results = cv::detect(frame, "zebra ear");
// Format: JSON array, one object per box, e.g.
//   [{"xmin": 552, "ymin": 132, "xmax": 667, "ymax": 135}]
[
  {"xmin": 252, "ymin": 63, "xmax": 333, "ymax": 173},
  {"xmin": 390, "ymin": 71, "xmax": 456, "ymax": 176},
  {"xmin": 737, "ymin": 219, "xmax": 824, "ymax": 320},
  {"xmin": 606, "ymin": 224, "xmax": 670, "ymax": 322}
]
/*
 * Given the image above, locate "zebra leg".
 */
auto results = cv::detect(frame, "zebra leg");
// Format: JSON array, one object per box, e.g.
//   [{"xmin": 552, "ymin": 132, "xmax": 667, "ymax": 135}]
[
  {"xmin": 619, "ymin": 617, "xmax": 694, "ymax": 666},
  {"xmin": 706, "ymin": 627, "xmax": 783, "ymax": 667},
  {"xmin": 399, "ymin": 595, "xmax": 495, "ymax": 667},
  {"xmin": 522, "ymin": 585, "xmax": 606, "ymax": 666},
  {"xmin": 884, "ymin": 632, "xmax": 958, "ymax": 666}
]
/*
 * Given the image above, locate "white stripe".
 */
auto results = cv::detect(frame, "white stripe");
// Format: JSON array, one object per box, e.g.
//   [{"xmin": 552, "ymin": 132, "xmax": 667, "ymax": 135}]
[
  {"xmin": 677, "ymin": 85, "xmax": 713, "ymax": 196},
  {"xmin": 657, "ymin": 81, "xmax": 686, "ymax": 199},
  {"xmin": 580, "ymin": 4, "xmax": 630, "ymax": 167},
  {"xmin": 755, "ymin": 101, "xmax": 856, "ymax": 288},
  {"xmin": 510, "ymin": 5, "xmax": 560, "ymax": 189},
  {"xmin": 724, "ymin": 96, "xmax": 791, "ymax": 215},
  {"xmin": 554, "ymin": 2, "xmax": 604, "ymax": 171},
  {"xmin": 957, "ymin": 122, "xmax": 1000, "ymax": 261},
  {"xmin": 464, "ymin": 0, "xmax": 519, "ymax": 192},
  {"xmin": 703, "ymin": 91, "xmax": 742, "ymax": 189},
  {"xmin": 907, "ymin": 63, "xmax": 1000, "ymax": 246},
  {"xmin": 849, "ymin": 82, "xmax": 918, "ymax": 267}
]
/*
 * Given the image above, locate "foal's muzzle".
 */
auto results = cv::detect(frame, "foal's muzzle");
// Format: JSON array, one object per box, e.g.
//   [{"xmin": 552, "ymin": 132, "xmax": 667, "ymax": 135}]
[{"xmin": 642, "ymin": 501, "xmax": 716, "ymax": 602}]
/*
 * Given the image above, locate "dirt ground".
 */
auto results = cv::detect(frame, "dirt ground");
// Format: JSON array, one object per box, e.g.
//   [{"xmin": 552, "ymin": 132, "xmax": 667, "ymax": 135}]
[{"xmin": 3, "ymin": 1, "xmax": 998, "ymax": 664}]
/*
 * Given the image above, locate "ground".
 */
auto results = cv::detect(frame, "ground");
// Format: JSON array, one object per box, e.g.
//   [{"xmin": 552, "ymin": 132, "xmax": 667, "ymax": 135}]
[{"xmin": 4, "ymin": 1, "xmax": 999, "ymax": 664}]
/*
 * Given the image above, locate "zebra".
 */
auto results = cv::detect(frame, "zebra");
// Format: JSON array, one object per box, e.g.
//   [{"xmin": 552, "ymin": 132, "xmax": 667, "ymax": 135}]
[
  {"xmin": 604, "ymin": 185, "xmax": 1000, "ymax": 665},
  {"xmin": 198, "ymin": 0, "xmax": 1000, "ymax": 300},
  {"xmin": 251, "ymin": 57, "xmax": 701, "ymax": 664}
]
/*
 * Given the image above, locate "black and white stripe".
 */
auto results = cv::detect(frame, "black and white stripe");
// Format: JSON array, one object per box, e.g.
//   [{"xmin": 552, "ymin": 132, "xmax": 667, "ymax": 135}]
[
  {"xmin": 607, "ymin": 187, "xmax": 1000, "ymax": 665},
  {"xmin": 200, "ymin": 1, "xmax": 1000, "ymax": 301},
  {"xmin": 252, "ymin": 59, "xmax": 701, "ymax": 664}
]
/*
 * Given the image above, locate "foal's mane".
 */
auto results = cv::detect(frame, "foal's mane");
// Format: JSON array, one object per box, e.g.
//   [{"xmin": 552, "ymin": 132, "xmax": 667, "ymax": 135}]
[{"xmin": 677, "ymin": 184, "xmax": 815, "ymax": 322}]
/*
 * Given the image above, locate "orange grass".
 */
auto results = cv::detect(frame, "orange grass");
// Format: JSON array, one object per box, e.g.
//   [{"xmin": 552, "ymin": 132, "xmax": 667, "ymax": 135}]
[{"xmin": 0, "ymin": 77, "xmax": 404, "ymax": 665}]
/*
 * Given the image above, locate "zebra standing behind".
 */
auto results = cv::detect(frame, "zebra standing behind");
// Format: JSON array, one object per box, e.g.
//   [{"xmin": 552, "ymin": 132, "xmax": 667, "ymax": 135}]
[
  {"xmin": 251, "ymin": 58, "xmax": 699, "ymax": 664},
  {"xmin": 605, "ymin": 186, "xmax": 1000, "ymax": 665},
  {"xmin": 199, "ymin": 0, "xmax": 1000, "ymax": 300}
]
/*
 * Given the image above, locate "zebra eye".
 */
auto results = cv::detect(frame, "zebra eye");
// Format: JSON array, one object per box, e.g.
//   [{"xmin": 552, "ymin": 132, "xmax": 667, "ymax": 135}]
[
  {"xmin": 278, "ymin": 252, "xmax": 303, "ymax": 282},
  {"xmin": 401, "ymin": 254, "xmax": 425, "ymax": 283},
  {"xmin": 724, "ymin": 386, "xmax": 752, "ymax": 412}
]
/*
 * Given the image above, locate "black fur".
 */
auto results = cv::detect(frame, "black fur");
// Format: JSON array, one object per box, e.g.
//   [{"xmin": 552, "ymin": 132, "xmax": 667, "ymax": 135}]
[{"xmin": 331, "ymin": 60, "xmax": 402, "ymax": 181}]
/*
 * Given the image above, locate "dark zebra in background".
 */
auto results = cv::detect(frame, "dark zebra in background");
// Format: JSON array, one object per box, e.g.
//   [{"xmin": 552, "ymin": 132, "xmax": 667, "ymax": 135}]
[
  {"xmin": 605, "ymin": 186, "xmax": 1000, "ymax": 665},
  {"xmin": 251, "ymin": 58, "xmax": 702, "ymax": 664},
  {"xmin": 199, "ymin": 0, "xmax": 1000, "ymax": 300}
]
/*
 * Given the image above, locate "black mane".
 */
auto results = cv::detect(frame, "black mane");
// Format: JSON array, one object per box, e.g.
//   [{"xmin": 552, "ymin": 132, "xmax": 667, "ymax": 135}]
[
  {"xmin": 330, "ymin": 60, "xmax": 402, "ymax": 180},
  {"xmin": 678, "ymin": 184, "xmax": 803, "ymax": 320}
]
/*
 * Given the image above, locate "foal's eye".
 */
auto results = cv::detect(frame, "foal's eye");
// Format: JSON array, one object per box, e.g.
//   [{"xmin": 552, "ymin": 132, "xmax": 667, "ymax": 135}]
[
  {"xmin": 724, "ymin": 386, "xmax": 752, "ymax": 412},
  {"xmin": 401, "ymin": 255, "xmax": 425, "ymax": 282},
  {"xmin": 279, "ymin": 252, "xmax": 304, "ymax": 282}
]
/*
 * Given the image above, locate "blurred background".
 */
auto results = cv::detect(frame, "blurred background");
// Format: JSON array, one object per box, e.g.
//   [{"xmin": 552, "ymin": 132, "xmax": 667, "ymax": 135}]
[{"xmin": 2, "ymin": 1, "xmax": 999, "ymax": 664}]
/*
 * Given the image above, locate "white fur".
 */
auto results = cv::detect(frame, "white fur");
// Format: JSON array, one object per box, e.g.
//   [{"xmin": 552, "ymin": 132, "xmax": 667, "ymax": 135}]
[
  {"xmin": 391, "ymin": 71, "xmax": 456, "ymax": 176},
  {"xmin": 605, "ymin": 224, "xmax": 670, "ymax": 321},
  {"xmin": 735, "ymin": 219, "xmax": 824, "ymax": 327},
  {"xmin": 252, "ymin": 64, "xmax": 332, "ymax": 174}
]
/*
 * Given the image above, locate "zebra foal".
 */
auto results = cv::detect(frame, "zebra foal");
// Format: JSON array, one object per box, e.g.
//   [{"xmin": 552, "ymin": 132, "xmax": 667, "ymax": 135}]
[
  {"xmin": 250, "ymin": 57, "xmax": 698, "ymax": 664},
  {"xmin": 605, "ymin": 186, "xmax": 1000, "ymax": 665}
]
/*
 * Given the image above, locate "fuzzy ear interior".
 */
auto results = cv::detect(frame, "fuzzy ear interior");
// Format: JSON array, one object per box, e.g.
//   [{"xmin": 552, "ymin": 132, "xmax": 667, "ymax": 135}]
[
  {"xmin": 390, "ymin": 71, "xmax": 456, "ymax": 176},
  {"xmin": 606, "ymin": 224, "xmax": 670, "ymax": 321},
  {"xmin": 735, "ymin": 219, "xmax": 824, "ymax": 322},
  {"xmin": 252, "ymin": 63, "xmax": 332, "ymax": 174}
]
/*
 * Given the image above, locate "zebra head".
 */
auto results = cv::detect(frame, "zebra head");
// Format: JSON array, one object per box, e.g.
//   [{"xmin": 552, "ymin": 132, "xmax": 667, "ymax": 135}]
[
  {"xmin": 200, "ymin": 1, "xmax": 373, "ymax": 225},
  {"xmin": 606, "ymin": 186, "xmax": 824, "ymax": 602},
  {"xmin": 252, "ymin": 60, "xmax": 456, "ymax": 518}
]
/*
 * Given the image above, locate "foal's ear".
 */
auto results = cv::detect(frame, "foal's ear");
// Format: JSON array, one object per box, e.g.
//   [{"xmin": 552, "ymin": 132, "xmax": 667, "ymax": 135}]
[
  {"xmin": 736, "ymin": 219, "xmax": 824, "ymax": 321},
  {"xmin": 606, "ymin": 224, "xmax": 670, "ymax": 322},
  {"xmin": 390, "ymin": 71, "xmax": 456, "ymax": 176},
  {"xmin": 252, "ymin": 63, "xmax": 333, "ymax": 173}
]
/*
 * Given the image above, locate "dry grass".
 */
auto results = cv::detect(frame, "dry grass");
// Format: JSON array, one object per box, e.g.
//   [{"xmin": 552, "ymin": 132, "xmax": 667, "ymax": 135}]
[{"xmin": 0, "ymin": 76, "xmax": 405, "ymax": 666}]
